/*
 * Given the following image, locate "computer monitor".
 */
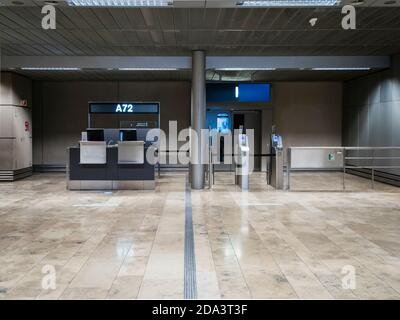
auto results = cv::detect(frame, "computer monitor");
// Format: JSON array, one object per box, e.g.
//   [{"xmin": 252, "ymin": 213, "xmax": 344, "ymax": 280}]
[
  {"xmin": 86, "ymin": 129, "xmax": 104, "ymax": 142},
  {"xmin": 119, "ymin": 129, "xmax": 137, "ymax": 142}
]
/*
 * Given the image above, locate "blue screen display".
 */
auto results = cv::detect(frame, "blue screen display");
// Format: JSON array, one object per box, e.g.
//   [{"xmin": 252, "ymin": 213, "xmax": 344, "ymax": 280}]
[
  {"xmin": 238, "ymin": 83, "xmax": 271, "ymax": 103},
  {"xmin": 206, "ymin": 83, "xmax": 271, "ymax": 103},
  {"xmin": 217, "ymin": 113, "xmax": 230, "ymax": 134}
]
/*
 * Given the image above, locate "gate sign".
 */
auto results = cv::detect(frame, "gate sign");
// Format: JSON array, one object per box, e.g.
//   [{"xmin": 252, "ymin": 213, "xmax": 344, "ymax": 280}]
[{"xmin": 89, "ymin": 102, "xmax": 159, "ymax": 114}]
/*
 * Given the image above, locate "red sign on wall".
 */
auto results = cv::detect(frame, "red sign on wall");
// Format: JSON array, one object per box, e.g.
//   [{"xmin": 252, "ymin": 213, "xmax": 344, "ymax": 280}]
[{"xmin": 25, "ymin": 121, "xmax": 30, "ymax": 132}]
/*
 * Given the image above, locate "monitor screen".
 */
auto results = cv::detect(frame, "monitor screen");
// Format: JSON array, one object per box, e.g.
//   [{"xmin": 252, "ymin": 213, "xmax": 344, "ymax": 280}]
[
  {"xmin": 217, "ymin": 113, "xmax": 230, "ymax": 134},
  {"xmin": 119, "ymin": 129, "xmax": 137, "ymax": 142},
  {"xmin": 86, "ymin": 129, "xmax": 104, "ymax": 141}
]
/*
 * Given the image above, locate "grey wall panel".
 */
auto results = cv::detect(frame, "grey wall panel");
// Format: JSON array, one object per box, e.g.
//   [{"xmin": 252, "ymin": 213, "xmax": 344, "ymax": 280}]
[
  {"xmin": 357, "ymin": 76, "xmax": 369, "ymax": 107},
  {"xmin": 0, "ymin": 73, "xmax": 32, "ymax": 107},
  {"xmin": 342, "ymin": 54, "xmax": 400, "ymax": 181},
  {"xmin": 343, "ymin": 81, "xmax": 354, "ymax": 108},
  {"xmin": 367, "ymin": 72, "xmax": 381, "ymax": 106},
  {"xmin": 346, "ymin": 81, "xmax": 357, "ymax": 107},
  {"xmin": 0, "ymin": 105, "xmax": 14, "ymax": 137},
  {"xmin": 32, "ymin": 81, "xmax": 43, "ymax": 165},
  {"xmin": 390, "ymin": 101, "xmax": 400, "ymax": 175},
  {"xmin": 14, "ymin": 107, "xmax": 32, "ymax": 170},
  {"xmin": 12, "ymin": 73, "xmax": 32, "ymax": 107},
  {"xmin": 0, "ymin": 73, "xmax": 13, "ymax": 105},
  {"xmin": 369, "ymin": 103, "xmax": 383, "ymax": 147},
  {"xmin": 358, "ymin": 104, "xmax": 369, "ymax": 147},
  {"xmin": 380, "ymin": 70, "xmax": 394, "ymax": 103},
  {"xmin": 393, "ymin": 77, "xmax": 400, "ymax": 101},
  {"xmin": 0, "ymin": 73, "xmax": 32, "ymax": 175},
  {"xmin": 0, "ymin": 139, "xmax": 14, "ymax": 170}
]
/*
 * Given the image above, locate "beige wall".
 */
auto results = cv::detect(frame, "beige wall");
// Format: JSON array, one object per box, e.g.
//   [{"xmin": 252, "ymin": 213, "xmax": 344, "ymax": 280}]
[
  {"xmin": 33, "ymin": 81, "xmax": 191, "ymax": 166},
  {"xmin": 32, "ymin": 80, "xmax": 342, "ymax": 167},
  {"xmin": 272, "ymin": 82, "xmax": 343, "ymax": 150}
]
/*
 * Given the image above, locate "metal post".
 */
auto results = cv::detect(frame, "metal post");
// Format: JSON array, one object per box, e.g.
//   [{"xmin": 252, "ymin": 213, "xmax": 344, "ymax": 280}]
[
  {"xmin": 371, "ymin": 149, "xmax": 375, "ymax": 189},
  {"xmin": 208, "ymin": 131, "xmax": 214, "ymax": 189},
  {"xmin": 287, "ymin": 148, "xmax": 291, "ymax": 191},
  {"xmin": 190, "ymin": 50, "xmax": 206, "ymax": 190},
  {"xmin": 342, "ymin": 147, "xmax": 346, "ymax": 191}
]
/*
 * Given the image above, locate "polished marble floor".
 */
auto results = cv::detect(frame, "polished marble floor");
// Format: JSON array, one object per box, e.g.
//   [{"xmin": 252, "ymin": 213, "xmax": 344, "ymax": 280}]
[{"xmin": 0, "ymin": 172, "xmax": 399, "ymax": 299}]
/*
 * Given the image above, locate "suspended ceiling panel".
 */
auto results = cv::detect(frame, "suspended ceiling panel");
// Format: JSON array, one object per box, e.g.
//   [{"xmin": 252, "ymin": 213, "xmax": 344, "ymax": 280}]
[
  {"xmin": 10, "ymin": 68, "xmax": 379, "ymax": 81},
  {"xmin": 0, "ymin": 5, "xmax": 399, "ymax": 56}
]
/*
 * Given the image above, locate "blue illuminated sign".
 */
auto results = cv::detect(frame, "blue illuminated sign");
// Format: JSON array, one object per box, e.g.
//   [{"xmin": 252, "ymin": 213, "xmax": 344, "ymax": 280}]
[
  {"xmin": 238, "ymin": 83, "xmax": 271, "ymax": 103},
  {"xmin": 206, "ymin": 83, "xmax": 271, "ymax": 103},
  {"xmin": 89, "ymin": 102, "xmax": 159, "ymax": 114}
]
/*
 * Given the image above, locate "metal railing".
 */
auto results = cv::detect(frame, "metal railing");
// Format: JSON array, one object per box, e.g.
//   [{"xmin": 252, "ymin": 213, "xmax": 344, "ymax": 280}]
[{"xmin": 287, "ymin": 146, "xmax": 400, "ymax": 191}]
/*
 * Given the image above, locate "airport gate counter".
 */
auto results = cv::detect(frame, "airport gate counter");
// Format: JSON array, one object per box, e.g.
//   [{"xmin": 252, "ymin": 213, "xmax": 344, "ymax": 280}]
[{"xmin": 67, "ymin": 102, "xmax": 159, "ymax": 191}]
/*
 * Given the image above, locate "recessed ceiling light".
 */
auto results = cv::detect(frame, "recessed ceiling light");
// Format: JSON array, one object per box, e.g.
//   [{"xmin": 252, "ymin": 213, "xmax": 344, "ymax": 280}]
[
  {"xmin": 118, "ymin": 67, "xmax": 178, "ymax": 70},
  {"xmin": 44, "ymin": 0, "xmax": 60, "ymax": 5},
  {"xmin": 217, "ymin": 67, "xmax": 277, "ymax": 71},
  {"xmin": 383, "ymin": 0, "xmax": 396, "ymax": 4},
  {"xmin": 351, "ymin": 0, "xmax": 364, "ymax": 5},
  {"xmin": 11, "ymin": 1, "xmax": 24, "ymax": 5},
  {"xmin": 237, "ymin": 0, "xmax": 340, "ymax": 7},
  {"xmin": 68, "ymin": 0, "xmax": 172, "ymax": 7},
  {"xmin": 20, "ymin": 67, "xmax": 81, "ymax": 71},
  {"xmin": 311, "ymin": 67, "xmax": 371, "ymax": 71},
  {"xmin": 309, "ymin": 17, "xmax": 318, "ymax": 27}
]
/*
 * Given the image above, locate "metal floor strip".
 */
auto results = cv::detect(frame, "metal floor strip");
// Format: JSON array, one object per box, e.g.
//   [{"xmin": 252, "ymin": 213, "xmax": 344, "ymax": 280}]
[{"xmin": 184, "ymin": 177, "xmax": 198, "ymax": 299}]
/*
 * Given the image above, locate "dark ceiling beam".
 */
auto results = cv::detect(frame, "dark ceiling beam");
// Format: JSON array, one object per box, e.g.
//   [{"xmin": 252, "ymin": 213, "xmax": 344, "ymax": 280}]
[{"xmin": 1, "ymin": 55, "xmax": 391, "ymax": 70}]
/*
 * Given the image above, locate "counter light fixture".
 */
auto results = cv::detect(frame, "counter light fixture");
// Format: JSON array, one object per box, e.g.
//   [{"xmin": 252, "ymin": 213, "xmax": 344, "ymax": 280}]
[
  {"xmin": 237, "ymin": 0, "xmax": 340, "ymax": 7},
  {"xmin": 20, "ymin": 67, "xmax": 81, "ymax": 70},
  {"xmin": 235, "ymin": 85, "xmax": 239, "ymax": 98},
  {"xmin": 68, "ymin": 0, "xmax": 172, "ymax": 7},
  {"xmin": 311, "ymin": 67, "xmax": 371, "ymax": 70}
]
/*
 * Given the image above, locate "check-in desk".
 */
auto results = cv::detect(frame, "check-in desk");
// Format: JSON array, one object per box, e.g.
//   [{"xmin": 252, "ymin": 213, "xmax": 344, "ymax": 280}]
[{"xmin": 67, "ymin": 141, "xmax": 155, "ymax": 190}]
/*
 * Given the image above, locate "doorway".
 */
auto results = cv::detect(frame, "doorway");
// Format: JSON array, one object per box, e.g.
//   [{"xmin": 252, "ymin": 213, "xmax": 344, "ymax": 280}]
[{"xmin": 206, "ymin": 109, "xmax": 262, "ymax": 172}]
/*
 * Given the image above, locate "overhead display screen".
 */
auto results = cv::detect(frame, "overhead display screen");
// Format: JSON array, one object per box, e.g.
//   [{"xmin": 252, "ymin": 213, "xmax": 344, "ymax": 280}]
[
  {"xmin": 89, "ymin": 102, "xmax": 159, "ymax": 114},
  {"xmin": 238, "ymin": 83, "xmax": 271, "ymax": 103},
  {"xmin": 206, "ymin": 83, "xmax": 271, "ymax": 103}
]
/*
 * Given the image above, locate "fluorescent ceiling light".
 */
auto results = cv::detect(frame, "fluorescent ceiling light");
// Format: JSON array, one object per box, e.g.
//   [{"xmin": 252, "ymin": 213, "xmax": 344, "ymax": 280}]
[
  {"xmin": 68, "ymin": 0, "xmax": 172, "ymax": 7},
  {"xmin": 238, "ymin": 0, "xmax": 340, "ymax": 7},
  {"xmin": 216, "ymin": 68, "xmax": 276, "ymax": 71},
  {"xmin": 311, "ymin": 67, "xmax": 371, "ymax": 70},
  {"xmin": 117, "ymin": 67, "xmax": 178, "ymax": 70},
  {"xmin": 20, "ymin": 67, "xmax": 81, "ymax": 71}
]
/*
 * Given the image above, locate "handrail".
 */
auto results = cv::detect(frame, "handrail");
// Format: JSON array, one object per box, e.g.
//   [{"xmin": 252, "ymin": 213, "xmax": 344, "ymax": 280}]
[{"xmin": 287, "ymin": 146, "xmax": 400, "ymax": 191}]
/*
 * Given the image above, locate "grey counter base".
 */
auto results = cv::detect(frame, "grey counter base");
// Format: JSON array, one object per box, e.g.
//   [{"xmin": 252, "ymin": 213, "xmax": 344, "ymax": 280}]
[
  {"xmin": 0, "ymin": 167, "xmax": 32, "ymax": 181},
  {"xmin": 67, "ymin": 180, "xmax": 155, "ymax": 190}
]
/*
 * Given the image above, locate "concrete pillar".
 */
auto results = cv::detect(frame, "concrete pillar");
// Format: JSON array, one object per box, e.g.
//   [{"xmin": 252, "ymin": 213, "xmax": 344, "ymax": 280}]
[{"xmin": 190, "ymin": 50, "xmax": 206, "ymax": 189}]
